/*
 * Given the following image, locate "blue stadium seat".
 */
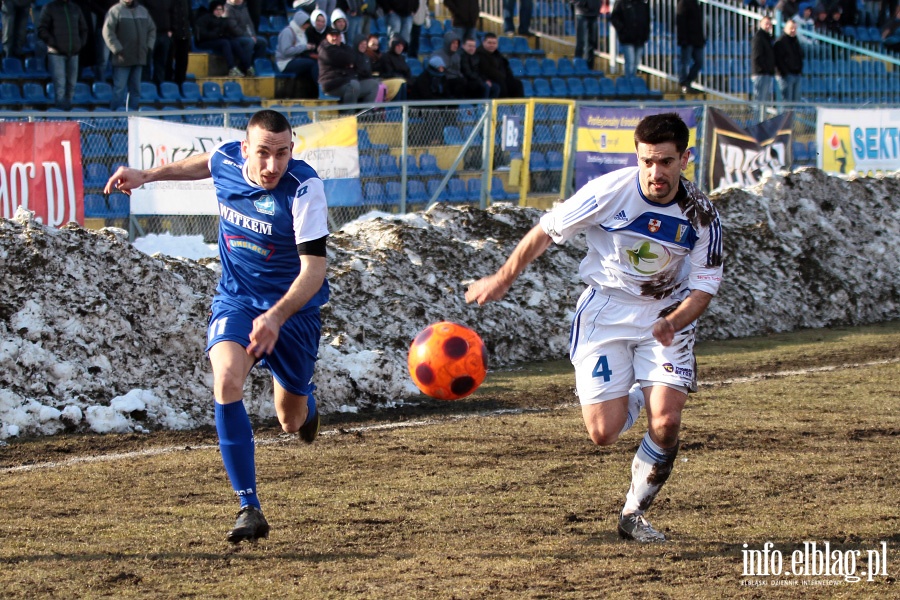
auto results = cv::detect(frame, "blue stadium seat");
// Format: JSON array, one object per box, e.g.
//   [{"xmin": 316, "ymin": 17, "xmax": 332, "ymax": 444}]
[
  {"xmin": 0, "ymin": 57, "xmax": 25, "ymax": 80},
  {"xmin": 426, "ymin": 178, "xmax": 448, "ymax": 202},
  {"xmin": 443, "ymin": 125, "xmax": 465, "ymax": 145},
  {"xmin": 110, "ymin": 133, "xmax": 128, "ymax": 156},
  {"xmin": 522, "ymin": 79, "xmax": 534, "ymax": 97},
  {"xmin": 407, "ymin": 58, "xmax": 423, "ymax": 77},
  {"xmin": 385, "ymin": 181, "xmax": 402, "ymax": 204},
  {"xmin": 530, "ymin": 151, "xmax": 548, "ymax": 172},
  {"xmin": 573, "ymin": 57, "xmax": 601, "ymax": 76},
  {"xmin": 82, "ymin": 133, "xmax": 111, "ymax": 158},
  {"xmin": 253, "ymin": 58, "xmax": 278, "ymax": 77},
  {"xmin": 427, "ymin": 19, "xmax": 444, "ymax": 37},
  {"xmin": 378, "ymin": 154, "xmax": 400, "ymax": 176},
  {"xmin": 546, "ymin": 150, "xmax": 564, "ymax": 170},
  {"xmin": 139, "ymin": 81, "xmax": 164, "ymax": 105},
  {"xmin": 556, "ymin": 57, "xmax": 574, "ymax": 77},
  {"xmin": 567, "ymin": 77, "xmax": 585, "ymax": 98},
  {"xmin": 107, "ymin": 193, "xmax": 130, "ymax": 218},
  {"xmin": 201, "ymin": 81, "xmax": 224, "ymax": 104},
  {"xmin": 524, "ymin": 57, "xmax": 541, "ymax": 78},
  {"xmin": 180, "ymin": 81, "xmax": 202, "ymax": 104},
  {"xmin": 498, "ymin": 36, "xmax": 514, "ymax": 55},
  {"xmin": 508, "ymin": 57, "xmax": 525, "ymax": 78},
  {"xmin": 514, "ymin": 36, "xmax": 538, "ymax": 55},
  {"xmin": 359, "ymin": 154, "xmax": 378, "ymax": 175},
  {"xmin": 23, "ymin": 82, "xmax": 50, "ymax": 106},
  {"xmin": 792, "ymin": 141, "xmax": 810, "ymax": 165},
  {"xmin": 364, "ymin": 181, "xmax": 386, "ymax": 204},
  {"xmin": 534, "ymin": 124, "xmax": 552, "ymax": 144},
  {"xmin": 90, "ymin": 81, "xmax": 112, "ymax": 106},
  {"xmin": 446, "ymin": 178, "xmax": 468, "ymax": 203},
  {"xmin": 540, "ymin": 58, "xmax": 558, "ymax": 77},
  {"xmin": 84, "ymin": 163, "xmax": 110, "ymax": 188},
  {"xmin": 418, "ymin": 152, "xmax": 440, "ymax": 175},
  {"xmin": 491, "ymin": 176, "xmax": 515, "ymax": 201},
  {"xmin": 408, "ymin": 179, "xmax": 428, "ymax": 202},
  {"xmin": 467, "ymin": 177, "xmax": 482, "ymax": 202},
  {"xmin": 615, "ymin": 77, "xmax": 634, "ymax": 98},
  {"xmin": 83, "ymin": 194, "xmax": 109, "ymax": 218},
  {"xmin": 401, "ymin": 154, "xmax": 419, "ymax": 175},
  {"xmin": 549, "ymin": 77, "xmax": 568, "ymax": 98},
  {"xmin": 358, "ymin": 128, "xmax": 389, "ymax": 151},
  {"xmin": 224, "ymin": 81, "xmax": 261, "ymax": 105},
  {"xmin": 532, "ymin": 77, "xmax": 551, "ymax": 97},
  {"xmin": 159, "ymin": 81, "xmax": 184, "ymax": 105},
  {"xmin": 551, "ymin": 124, "xmax": 567, "ymax": 144},
  {"xmin": 582, "ymin": 77, "xmax": 601, "ymax": 98},
  {"xmin": 24, "ymin": 57, "xmax": 49, "ymax": 79}
]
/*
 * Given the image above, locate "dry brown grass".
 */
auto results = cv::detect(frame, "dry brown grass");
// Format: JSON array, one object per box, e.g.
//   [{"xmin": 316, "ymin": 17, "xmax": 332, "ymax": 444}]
[{"xmin": 1, "ymin": 322, "xmax": 898, "ymax": 599}]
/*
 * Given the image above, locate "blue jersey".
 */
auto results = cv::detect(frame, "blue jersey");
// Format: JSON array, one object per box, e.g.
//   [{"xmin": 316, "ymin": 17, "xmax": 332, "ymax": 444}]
[{"xmin": 208, "ymin": 140, "xmax": 330, "ymax": 311}]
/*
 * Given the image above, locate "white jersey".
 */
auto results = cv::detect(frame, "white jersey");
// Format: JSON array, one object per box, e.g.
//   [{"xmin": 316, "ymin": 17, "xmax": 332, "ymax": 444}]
[{"xmin": 540, "ymin": 167, "xmax": 724, "ymax": 302}]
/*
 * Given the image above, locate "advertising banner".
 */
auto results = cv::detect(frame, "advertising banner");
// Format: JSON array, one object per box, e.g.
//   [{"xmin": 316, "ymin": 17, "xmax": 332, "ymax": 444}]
[
  {"xmin": 705, "ymin": 108, "xmax": 793, "ymax": 191},
  {"xmin": 816, "ymin": 108, "xmax": 900, "ymax": 174},
  {"xmin": 574, "ymin": 107, "xmax": 698, "ymax": 189},
  {"xmin": 0, "ymin": 121, "xmax": 84, "ymax": 226}
]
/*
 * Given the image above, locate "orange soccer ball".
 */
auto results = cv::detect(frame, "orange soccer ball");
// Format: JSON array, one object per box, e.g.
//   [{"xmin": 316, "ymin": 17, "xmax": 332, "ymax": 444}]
[{"xmin": 407, "ymin": 322, "xmax": 488, "ymax": 400}]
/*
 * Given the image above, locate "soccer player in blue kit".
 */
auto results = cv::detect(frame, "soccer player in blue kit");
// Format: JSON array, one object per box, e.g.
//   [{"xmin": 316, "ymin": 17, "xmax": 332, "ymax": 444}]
[
  {"xmin": 105, "ymin": 109, "xmax": 329, "ymax": 544},
  {"xmin": 466, "ymin": 113, "xmax": 724, "ymax": 542}
]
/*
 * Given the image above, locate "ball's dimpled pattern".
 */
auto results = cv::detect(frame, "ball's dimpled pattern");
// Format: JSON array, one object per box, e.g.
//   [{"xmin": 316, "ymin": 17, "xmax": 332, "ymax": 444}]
[{"xmin": 407, "ymin": 321, "xmax": 488, "ymax": 401}]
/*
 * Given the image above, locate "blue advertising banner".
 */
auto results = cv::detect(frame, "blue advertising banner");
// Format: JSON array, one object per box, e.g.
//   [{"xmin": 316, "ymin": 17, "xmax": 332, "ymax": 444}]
[{"xmin": 574, "ymin": 107, "xmax": 699, "ymax": 189}]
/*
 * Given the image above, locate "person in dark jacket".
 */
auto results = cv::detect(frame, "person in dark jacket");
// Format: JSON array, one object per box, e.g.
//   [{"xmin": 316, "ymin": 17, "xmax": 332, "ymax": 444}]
[
  {"xmin": 373, "ymin": 35, "xmax": 411, "ymax": 80},
  {"xmin": 675, "ymin": 0, "xmax": 704, "ymax": 93},
  {"xmin": 224, "ymin": 0, "xmax": 267, "ymax": 76},
  {"xmin": 37, "ymin": 0, "xmax": 88, "ymax": 109},
  {"xmin": 459, "ymin": 36, "xmax": 499, "ymax": 98},
  {"xmin": 475, "ymin": 32, "xmax": 523, "ymax": 98},
  {"xmin": 167, "ymin": 0, "xmax": 192, "ymax": 84},
  {"xmin": 103, "ymin": 0, "xmax": 157, "ymax": 109},
  {"xmin": 433, "ymin": 30, "xmax": 466, "ymax": 98},
  {"xmin": 142, "ymin": 0, "xmax": 174, "ymax": 84},
  {"xmin": 2, "ymin": 0, "xmax": 33, "ymax": 59},
  {"xmin": 410, "ymin": 54, "xmax": 446, "ymax": 100},
  {"xmin": 318, "ymin": 26, "xmax": 379, "ymax": 107},
  {"xmin": 751, "ymin": 14, "xmax": 775, "ymax": 103},
  {"xmin": 609, "ymin": 0, "xmax": 650, "ymax": 78},
  {"xmin": 570, "ymin": 0, "xmax": 599, "ymax": 70},
  {"xmin": 444, "ymin": 0, "xmax": 478, "ymax": 42},
  {"xmin": 773, "ymin": 18, "xmax": 803, "ymax": 102},
  {"xmin": 195, "ymin": 0, "xmax": 249, "ymax": 76}
]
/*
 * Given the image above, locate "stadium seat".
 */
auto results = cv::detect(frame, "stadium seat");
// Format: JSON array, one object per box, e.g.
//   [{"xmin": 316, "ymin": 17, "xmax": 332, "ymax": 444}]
[
  {"xmin": 573, "ymin": 57, "xmax": 601, "ymax": 76},
  {"xmin": 402, "ymin": 154, "xmax": 419, "ymax": 175},
  {"xmin": 91, "ymin": 81, "xmax": 113, "ymax": 106},
  {"xmin": 287, "ymin": 111, "xmax": 310, "ymax": 126},
  {"xmin": 490, "ymin": 176, "xmax": 515, "ymax": 201},
  {"xmin": 253, "ymin": 58, "xmax": 277, "ymax": 77},
  {"xmin": 442, "ymin": 125, "xmax": 465, "ymax": 145},
  {"xmin": 418, "ymin": 153, "xmax": 440, "ymax": 175},
  {"xmin": 532, "ymin": 77, "xmax": 551, "ymax": 97},
  {"xmin": 582, "ymin": 77, "xmax": 601, "ymax": 98},
  {"xmin": 24, "ymin": 57, "xmax": 49, "ymax": 79},
  {"xmin": 82, "ymin": 133, "xmax": 111, "ymax": 158},
  {"xmin": 614, "ymin": 77, "xmax": 634, "ymax": 98},
  {"xmin": 83, "ymin": 163, "xmax": 110, "ymax": 188},
  {"xmin": 359, "ymin": 154, "xmax": 378, "ymax": 176},
  {"xmin": 534, "ymin": 124, "xmax": 552, "ymax": 144},
  {"xmin": 524, "ymin": 57, "xmax": 541, "ymax": 78},
  {"xmin": 107, "ymin": 193, "xmax": 130, "ymax": 218},
  {"xmin": 446, "ymin": 178, "xmax": 468, "ymax": 203},
  {"xmin": 377, "ymin": 154, "xmax": 400, "ymax": 177},
  {"xmin": 23, "ymin": 82, "xmax": 50, "ymax": 106},
  {"xmin": 540, "ymin": 58, "xmax": 558, "ymax": 77},
  {"xmin": 522, "ymin": 79, "xmax": 534, "ymax": 97},
  {"xmin": 508, "ymin": 57, "xmax": 525, "ymax": 78},
  {"xmin": 498, "ymin": 36, "xmax": 514, "ymax": 55},
  {"xmin": 202, "ymin": 82, "xmax": 224, "ymax": 104},
  {"xmin": 358, "ymin": 128, "xmax": 389, "ymax": 151},
  {"xmin": 556, "ymin": 57, "xmax": 574, "ymax": 77},
  {"xmin": 530, "ymin": 151, "xmax": 548, "ymax": 172},
  {"xmin": 223, "ymin": 81, "xmax": 261, "ymax": 105},
  {"xmin": 466, "ymin": 177, "xmax": 482, "ymax": 202},
  {"xmin": 109, "ymin": 133, "xmax": 128, "ymax": 156},
  {"xmin": 159, "ymin": 81, "xmax": 184, "ymax": 105},
  {"xmin": 551, "ymin": 124, "xmax": 567, "ymax": 144},
  {"xmin": 407, "ymin": 179, "xmax": 428, "ymax": 203},
  {"xmin": 384, "ymin": 181, "xmax": 402, "ymax": 204},
  {"xmin": 426, "ymin": 178, "xmax": 448, "ymax": 202},
  {"xmin": 364, "ymin": 181, "xmax": 386, "ymax": 204},
  {"xmin": 406, "ymin": 58, "xmax": 423, "ymax": 77},
  {"xmin": 567, "ymin": 77, "xmax": 585, "ymax": 98},
  {"xmin": 139, "ymin": 81, "xmax": 165, "ymax": 106},
  {"xmin": 0, "ymin": 57, "xmax": 25, "ymax": 80},
  {"xmin": 180, "ymin": 81, "xmax": 202, "ymax": 104},
  {"xmin": 549, "ymin": 77, "xmax": 568, "ymax": 98},
  {"xmin": 83, "ymin": 194, "xmax": 109, "ymax": 218},
  {"xmin": 546, "ymin": 151, "xmax": 564, "ymax": 171},
  {"xmin": 792, "ymin": 141, "xmax": 810, "ymax": 165}
]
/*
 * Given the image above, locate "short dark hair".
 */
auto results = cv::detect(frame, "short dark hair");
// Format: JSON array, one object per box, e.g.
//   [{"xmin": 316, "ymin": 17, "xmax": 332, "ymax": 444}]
[
  {"xmin": 483, "ymin": 32, "xmax": 497, "ymax": 40},
  {"xmin": 247, "ymin": 109, "xmax": 291, "ymax": 135},
  {"xmin": 634, "ymin": 112, "xmax": 689, "ymax": 154}
]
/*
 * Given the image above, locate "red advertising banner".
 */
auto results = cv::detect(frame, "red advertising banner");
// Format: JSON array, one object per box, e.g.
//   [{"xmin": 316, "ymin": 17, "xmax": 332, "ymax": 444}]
[{"xmin": 0, "ymin": 121, "xmax": 84, "ymax": 226}]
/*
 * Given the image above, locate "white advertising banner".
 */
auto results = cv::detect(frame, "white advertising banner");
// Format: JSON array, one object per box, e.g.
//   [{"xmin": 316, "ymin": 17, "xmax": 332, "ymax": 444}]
[{"xmin": 816, "ymin": 108, "xmax": 900, "ymax": 175}]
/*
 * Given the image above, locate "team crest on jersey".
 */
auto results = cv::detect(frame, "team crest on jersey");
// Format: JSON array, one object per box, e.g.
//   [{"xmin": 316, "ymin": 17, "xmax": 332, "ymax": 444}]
[
  {"xmin": 648, "ymin": 218, "xmax": 661, "ymax": 233},
  {"xmin": 675, "ymin": 224, "xmax": 688, "ymax": 243},
  {"xmin": 254, "ymin": 195, "xmax": 275, "ymax": 215}
]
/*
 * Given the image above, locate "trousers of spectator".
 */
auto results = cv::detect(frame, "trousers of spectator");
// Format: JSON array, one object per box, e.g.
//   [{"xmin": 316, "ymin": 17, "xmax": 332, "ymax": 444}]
[
  {"xmin": 622, "ymin": 44, "xmax": 644, "ymax": 78},
  {"xmin": 282, "ymin": 56, "xmax": 319, "ymax": 82},
  {"xmin": 1, "ymin": 3, "xmax": 30, "ymax": 58},
  {"xmin": 167, "ymin": 37, "xmax": 191, "ymax": 85},
  {"xmin": 145, "ymin": 34, "xmax": 173, "ymax": 85},
  {"xmin": 348, "ymin": 15, "xmax": 368, "ymax": 45},
  {"xmin": 503, "ymin": 0, "xmax": 533, "ymax": 35},
  {"xmin": 678, "ymin": 44, "xmax": 703, "ymax": 88},
  {"xmin": 111, "ymin": 65, "xmax": 143, "ymax": 110},
  {"xmin": 332, "ymin": 78, "xmax": 380, "ymax": 105},
  {"xmin": 453, "ymin": 26, "xmax": 478, "ymax": 45},
  {"xmin": 387, "ymin": 13, "xmax": 413, "ymax": 46},
  {"xmin": 777, "ymin": 73, "xmax": 801, "ymax": 102},
  {"xmin": 574, "ymin": 15, "xmax": 598, "ymax": 70},
  {"xmin": 196, "ymin": 39, "xmax": 241, "ymax": 70},
  {"xmin": 236, "ymin": 36, "xmax": 269, "ymax": 72},
  {"xmin": 92, "ymin": 13, "xmax": 110, "ymax": 82},
  {"xmin": 752, "ymin": 74, "xmax": 774, "ymax": 103},
  {"xmin": 48, "ymin": 53, "xmax": 79, "ymax": 110}
]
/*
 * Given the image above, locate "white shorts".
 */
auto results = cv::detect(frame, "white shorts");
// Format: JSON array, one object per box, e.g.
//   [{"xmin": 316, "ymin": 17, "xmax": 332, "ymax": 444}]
[{"xmin": 569, "ymin": 287, "xmax": 697, "ymax": 405}]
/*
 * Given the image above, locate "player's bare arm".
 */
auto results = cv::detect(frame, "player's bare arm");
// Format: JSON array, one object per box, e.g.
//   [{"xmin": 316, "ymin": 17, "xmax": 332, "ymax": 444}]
[
  {"xmin": 247, "ymin": 254, "xmax": 327, "ymax": 358},
  {"xmin": 103, "ymin": 152, "xmax": 213, "ymax": 195},
  {"xmin": 652, "ymin": 290, "xmax": 714, "ymax": 346},
  {"xmin": 465, "ymin": 224, "xmax": 553, "ymax": 305}
]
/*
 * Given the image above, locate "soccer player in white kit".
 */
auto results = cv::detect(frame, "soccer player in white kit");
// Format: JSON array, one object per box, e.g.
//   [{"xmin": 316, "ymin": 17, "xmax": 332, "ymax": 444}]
[
  {"xmin": 466, "ymin": 113, "xmax": 724, "ymax": 542},
  {"xmin": 105, "ymin": 110, "xmax": 329, "ymax": 544}
]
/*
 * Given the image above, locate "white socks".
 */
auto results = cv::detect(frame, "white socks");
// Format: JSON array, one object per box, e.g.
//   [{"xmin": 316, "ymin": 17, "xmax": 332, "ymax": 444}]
[
  {"xmin": 618, "ymin": 383, "xmax": 645, "ymax": 436},
  {"xmin": 622, "ymin": 431, "xmax": 680, "ymax": 516}
]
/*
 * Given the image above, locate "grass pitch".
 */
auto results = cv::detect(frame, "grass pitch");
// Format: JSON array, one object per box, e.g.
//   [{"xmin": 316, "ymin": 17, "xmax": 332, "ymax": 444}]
[{"xmin": 0, "ymin": 322, "xmax": 898, "ymax": 599}]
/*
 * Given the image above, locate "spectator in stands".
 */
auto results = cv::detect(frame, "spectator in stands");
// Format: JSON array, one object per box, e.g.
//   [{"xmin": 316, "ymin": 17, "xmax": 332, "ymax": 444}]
[
  {"xmin": 377, "ymin": 0, "xmax": 417, "ymax": 47},
  {"xmin": 882, "ymin": 5, "xmax": 900, "ymax": 50},
  {"xmin": 571, "ymin": 0, "xmax": 600, "ymax": 71},
  {"xmin": 306, "ymin": 9, "xmax": 329, "ymax": 49},
  {"xmin": 167, "ymin": 0, "xmax": 191, "ymax": 85},
  {"xmin": 75, "ymin": 0, "xmax": 115, "ymax": 82},
  {"xmin": 343, "ymin": 0, "xmax": 370, "ymax": 43},
  {"xmin": 276, "ymin": 9, "xmax": 319, "ymax": 83},
  {"xmin": 142, "ymin": 0, "xmax": 174, "ymax": 85},
  {"xmin": 365, "ymin": 33, "xmax": 381, "ymax": 61},
  {"xmin": 374, "ymin": 34, "xmax": 412, "ymax": 80},
  {"xmin": 410, "ymin": 54, "xmax": 447, "ymax": 100},
  {"xmin": 776, "ymin": 0, "xmax": 799, "ymax": 20},
  {"xmin": 434, "ymin": 31, "xmax": 466, "ymax": 98},
  {"xmin": 196, "ymin": 0, "xmax": 251, "ymax": 77},
  {"xmin": 444, "ymin": 0, "xmax": 478, "ymax": 43},
  {"xmin": 37, "ymin": 0, "xmax": 88, "ymax": 110},
  {"xmin": 318, "ymin": 25, "xmax": 379, "ymax": 107},
  {"xmin": 475, "ymin": 32, "xmax": 524, "ymax": 98},
  {"xmin": 773, "ymin": 18, "xmax": 803, "ymax": 102},
  {"xmin": 676, "ymin": 0, "xmax": 704, "ymax": 94},
  {"xmin": 315, "ymin": 0, "xmax": 336, "ymax": 22},
  {"xmin": 502, "ymin": 0, "xmax": 533, "ymax": 37},
  {"xmin": 103, "ymin": 0, "xmax": 156, "ymax": 110},
  {"xmin": 331, "ymin": 8, "xmax": 349, "ymax": 43},
  {"xmin": 609, "ymin": 0, "xmax": 650, "ymax": 78},
  {"xmin": 224, "ymin": 0, "xmax": 268, "ymax": 76},
  {"xmin": 1, "ymin": 0, "xmax": 33, "ymax": 59},
  {"xmin": 353, "ymin": 33, "xmax": 376, "ymax": 82},
  {"xmin": 408, "ymin": 0, "xmax": 427, "ymax": 58},
  {"xmin": 751, "ymin": 14, "xmax": 776, "ymax": 103},
  {"xmin": 460, "ymin": 36, "xmax": 500, "ymax": 98},
  {"xmin": 838, "ymin": 0, "xmax": 857, "ymax": 26},
  {"xmin": 793, "ymin": 5, "xmax": 817, "ymax": 50}
]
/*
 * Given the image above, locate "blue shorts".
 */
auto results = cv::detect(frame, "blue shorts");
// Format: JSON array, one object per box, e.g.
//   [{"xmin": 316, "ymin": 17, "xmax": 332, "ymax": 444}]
[{"xmin": 206, "ymin": 298, "xmax": 321, "ymax": 396}]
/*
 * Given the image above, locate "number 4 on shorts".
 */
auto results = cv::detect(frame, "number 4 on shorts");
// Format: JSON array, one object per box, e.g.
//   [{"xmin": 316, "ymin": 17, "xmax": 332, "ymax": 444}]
[{"xmin": 592, "ymin": 355, "xmax": 612, "ymax": 381}]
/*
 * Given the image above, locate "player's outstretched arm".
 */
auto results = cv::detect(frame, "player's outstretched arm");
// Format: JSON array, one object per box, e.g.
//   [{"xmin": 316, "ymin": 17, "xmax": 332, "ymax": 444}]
[
  {"xmin": 103, "ymin": 152, "xmax": 213, "ymax": 196},
  {"xmin": 465, "ymin": 224, "xmax": 553, "ymax": 305},
  {"xmin": 652, "ymin": 290, "xmax": 714, "ymax": 346}
]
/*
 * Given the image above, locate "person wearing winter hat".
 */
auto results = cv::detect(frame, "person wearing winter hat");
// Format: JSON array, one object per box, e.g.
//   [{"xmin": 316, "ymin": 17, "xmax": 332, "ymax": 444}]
[
  {"xmin": 330, "ymin": 8, "xmax": 349, "ymax": 43},
  {"xmin": 410, "ymin": 54, "xmax": 447, "ymax": 100},
  {"xmin": 195, "ymin": 0, "xmax": 250, "ymax": 77},
  {"xmin": 373, "ymin": 34, "xmax": 411, "ymax": 80},
  {"xmin": 317, "ymin": 25, "xmax": 379, "ymax": 109},
  {"xmin": 275, "ymin": 9, "xmax": 319, "ymax": 82},
  {"xmin": 306, "ymin": 8, "xmax": 328, "ymax": 50}
]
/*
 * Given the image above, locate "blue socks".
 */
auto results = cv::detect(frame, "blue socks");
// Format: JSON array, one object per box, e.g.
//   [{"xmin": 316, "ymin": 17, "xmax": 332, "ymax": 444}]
[
  {"xmin": 215, "ymin": 400, "xmax": 260, "ymax": 509},
  {"xmin": 304, "ymin": 390, "xmax": 317, "ymax": 426}
]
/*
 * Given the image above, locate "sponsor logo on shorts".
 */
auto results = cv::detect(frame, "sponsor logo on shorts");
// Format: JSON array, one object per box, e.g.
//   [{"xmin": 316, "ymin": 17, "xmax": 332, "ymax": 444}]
[{"xmin": 662, "ymin": 362, "xmax": 694, "ymax": 378}]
